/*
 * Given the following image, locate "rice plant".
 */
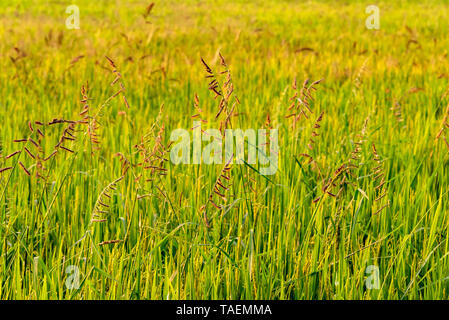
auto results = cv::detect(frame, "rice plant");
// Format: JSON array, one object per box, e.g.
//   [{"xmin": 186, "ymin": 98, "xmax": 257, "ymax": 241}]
[{"xmin": 0, "ymin": 0, "xmax": 449, "ymax": 300}]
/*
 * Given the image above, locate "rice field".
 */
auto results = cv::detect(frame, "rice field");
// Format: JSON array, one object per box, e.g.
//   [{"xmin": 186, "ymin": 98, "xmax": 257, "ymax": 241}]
[{"xmin": 1, "ymin": 0, "xmax": 449, "ymax": 300}]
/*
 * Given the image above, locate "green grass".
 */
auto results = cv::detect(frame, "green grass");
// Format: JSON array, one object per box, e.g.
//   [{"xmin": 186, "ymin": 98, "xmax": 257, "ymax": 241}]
[{"xmin": 1, "ymin": 0, "xmax": 449, "ymax": 299}]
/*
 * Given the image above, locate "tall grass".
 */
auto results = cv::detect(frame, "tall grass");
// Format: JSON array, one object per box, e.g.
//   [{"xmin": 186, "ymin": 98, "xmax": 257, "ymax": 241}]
[{"xmin": 0, "ymin": 0, "xmax": 449, "ymax": 299}]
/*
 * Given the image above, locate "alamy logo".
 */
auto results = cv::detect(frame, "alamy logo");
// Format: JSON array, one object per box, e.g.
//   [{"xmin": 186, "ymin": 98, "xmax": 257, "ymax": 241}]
[
  {"xmin": 365, "ymin": 265, "xmax": 380, "ymax": 289},
  {"xmin": 169, "ymin": 121, "xmax": 279, "ymax": 175},
  {"xmin": 65, "ymin": 265, "xmax": 80, "ymax": 290},
  {"xmin": 65, "ymin": 5, "xmax": 80, "ymax": 29},
  {"xmin": 365, "ymin": 5, "xmax": 380, "ymax": 30}
]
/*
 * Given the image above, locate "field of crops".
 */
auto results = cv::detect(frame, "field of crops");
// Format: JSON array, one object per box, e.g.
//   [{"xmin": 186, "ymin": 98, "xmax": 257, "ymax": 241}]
[{"xmin": 1, "ymin": 0, "xmax": 449, "ymax": 300}]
